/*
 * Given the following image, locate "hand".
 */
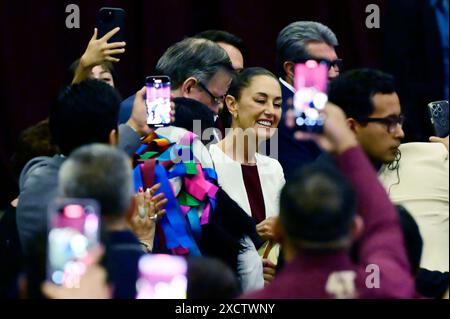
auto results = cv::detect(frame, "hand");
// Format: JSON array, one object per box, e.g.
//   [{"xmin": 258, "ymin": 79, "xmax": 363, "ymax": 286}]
[
  {"xmin": 128, "ymin": 184, "xmax": 168, "ymax": 249},
  {"xmin": 127, "ymin": 87, "xmax": 176, "ymax": 137},
  {"xmin": 41, "ymin": 246, "xmax": 111, "ymax": 299},
  {"xmin": 288, "ymin": 103, "xmax": 358, "ymax": 155},
  {"xmin": 80, "ymin": 28, "xmax": 126, "ymax": 69},
  {"xmin": 429, "ymin": 135, "xmax": 449, "ymax": 151},
  {"xmin": 262, "ymin": 258, "xmax": 276, "ymax": 286},
  {"xmin": 256, "ymin": 217, "xmax": 277, "ymax": 241}
]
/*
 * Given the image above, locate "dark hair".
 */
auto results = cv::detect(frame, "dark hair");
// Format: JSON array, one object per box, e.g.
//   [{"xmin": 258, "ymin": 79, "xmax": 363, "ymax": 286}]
[
  {"xmin": 194, "ymin": 30, "xmax": 246, "ymax": 57},
  {"xmin": 222, "ymin": 67, "xmax": 279, "ymax": 128},
  {"xmin": 328, "ymin": 69, "xmax": 396, "ymax": 121},
  {"xmin": 227, "ymin": 67, "xmax": 278, "ymax": 101},
  {"xmin": 155, "ymin": 38, "xmax": 234, "ymax": 89},
  {"xmin": 276, "ymin": 21, "xmax": 338, "ymax": 79},
  {"xmin": 64, "ymin": 58, "xmax": 117, "ymax": 87},
  {"xmin": 49, "ymin": 79, "xmax": 121, "ymax": 156},
  {"xmin": 172, "ymin": 97, "xmax": 216, "ymax": 145},
  {"xmin": 11, "ymin": 119, "xmax": 59, "ymax": 178},
  {"xmin": 187, "ymin": 256, "xmax": 241, "ymax": 299},
  {"xmin": 280, "ymin": 164, "xmax": 356, "ymax": 249},
  {"xmin": 396, "ymin": 205, "xmax": 423, "ymax": 275}
]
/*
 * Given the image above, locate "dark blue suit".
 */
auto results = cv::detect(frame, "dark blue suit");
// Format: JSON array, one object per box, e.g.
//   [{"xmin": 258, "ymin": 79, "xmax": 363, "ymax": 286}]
[{"xmin": 270, "ymin": 80, "xmax": 322, "ymax": 180}]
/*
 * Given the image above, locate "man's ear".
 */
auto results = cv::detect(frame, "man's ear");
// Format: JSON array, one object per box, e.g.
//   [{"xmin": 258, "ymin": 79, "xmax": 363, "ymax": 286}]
[
  {"xmin": 350, "ymin": 215, "xmax": 364, "ymax": 242},
  {"xmin": 109, "ymin": 129, "xmax": 118, "ymax": 146},
  {"xmin": 180, "ymin": 77, "xmax": 198, "ymax": 98},
  {"xmin": 347, "ymin": 118, "xmax": 359, "ymax": 134},
  {"xmin": 283, "ymin": 61, "xmax": 295, "ymax": 83}
]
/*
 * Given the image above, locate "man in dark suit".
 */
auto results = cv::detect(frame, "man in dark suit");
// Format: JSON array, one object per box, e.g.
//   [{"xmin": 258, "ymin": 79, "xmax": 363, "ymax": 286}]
[{"xmin": 272, "ymin": 21, "xmax": 342, "ymax": 179}]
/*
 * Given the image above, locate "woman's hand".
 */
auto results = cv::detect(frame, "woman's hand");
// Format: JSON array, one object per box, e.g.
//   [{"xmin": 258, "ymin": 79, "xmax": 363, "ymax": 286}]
[
  {"xmin": 262, "ymin": 258, "xmax": 277, "ymax": 286},
  {"xmin": 72, "ymin": 28, "xmax": 126, "ymax": 84},
  {"xmin": 80, "ymin": 27, "xmax": 126, "ymax": 68},
  {"xmin": 128, "ymin": 184, "xmax": 168, "ymax": 251},
  {"xmin": 256, "ymin": 217, "xmax": 277, "ymax": 241}
]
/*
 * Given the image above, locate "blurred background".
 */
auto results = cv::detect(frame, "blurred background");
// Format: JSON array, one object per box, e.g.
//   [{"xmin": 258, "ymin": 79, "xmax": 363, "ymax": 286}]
[{"xmin": 0, "ymin": 0, "xmax": 447, "ymax": 207}]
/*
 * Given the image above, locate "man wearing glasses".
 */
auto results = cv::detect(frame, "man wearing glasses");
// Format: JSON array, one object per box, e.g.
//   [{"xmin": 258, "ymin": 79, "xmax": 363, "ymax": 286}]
[
  {"xmin": 272, "ymin": 21, "xmax": 342, "ymax": 179},
  {"xmin": 328, "ymin": 68, "xmax": 449, "ymax": 299},
  {"xmin": 119, "ymin": 37, "xmax": 233, "ymax": 124},
  {"xmin": 328, "ymin": 69, "xmax": 405, "ymax": 167}
]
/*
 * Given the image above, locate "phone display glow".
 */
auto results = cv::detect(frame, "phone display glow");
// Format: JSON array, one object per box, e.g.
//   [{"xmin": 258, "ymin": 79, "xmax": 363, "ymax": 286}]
[
  {"xmin": 146, "ymin": 77, "xmax": 171, "ymax": 127},
  {"xmin": 47, "ymin": 199, "xmax": 100, "ymax": 288},
  {"xmin": 136, "ymin": 254, "xmax": 188, "ymax": 299},
  {"xmin": 293, "ymin": 60, "xmax": 329, "ymax": 131}
]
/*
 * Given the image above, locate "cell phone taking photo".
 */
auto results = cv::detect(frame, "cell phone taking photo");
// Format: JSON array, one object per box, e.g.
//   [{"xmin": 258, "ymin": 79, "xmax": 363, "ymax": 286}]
[
  {"xmin": 47, "ymin": 198, "xmax": 101, "ymax": 288},
  {"xmin": 97, "ymin": 7, "xmax": 126, "ymax": 43},
  {"xmin": 136, "ymin": 254, "xmax": 188, "ymax": 299},
  {"xmin": 428, "ymin": 100, "xmax": 449, "ymax": 138},
  {"xmin": 293, "ymin": 60, "xmax": 329, "ymax": 133},
  {"xmin": 145, "ymin": 76, "xmax": 172, "ymax": 127}
]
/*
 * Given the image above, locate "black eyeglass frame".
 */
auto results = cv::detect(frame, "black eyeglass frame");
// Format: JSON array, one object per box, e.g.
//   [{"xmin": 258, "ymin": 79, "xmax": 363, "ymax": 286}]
[
  {"xmin": 293, "ymin": 58, "xmax": 344, "ymax": 71},
  {"xmin": 359, "ymin": 114, "xmax": 405, "ymax": 133},
  {"xmin": 197, "ymin": 81, "xmax": 226, "ymax": 105}
]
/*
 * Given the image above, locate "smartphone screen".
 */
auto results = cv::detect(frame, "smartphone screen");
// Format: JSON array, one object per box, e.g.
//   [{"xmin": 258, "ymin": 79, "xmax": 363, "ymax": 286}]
[
  {"xmin": 293, "ymin": 60, "xmax": 329, "ymax": 133},
  {"xmin": 47, "ymin": 198, "xmax": 100, "ymax": 288},
  {"xmin": 145, "ymin": 76, "xmax": 172, "ymax": 127},
  {"xmin": 136, "ymin": 254, "xmax": 188, "ymax": 299},
  {"xmin": 97, "ymin": 7, "xmax": 126, "ymax": 43},
  {"xmin": 428, "ymin": 100, "xmax": 449, "ymax": 138}
]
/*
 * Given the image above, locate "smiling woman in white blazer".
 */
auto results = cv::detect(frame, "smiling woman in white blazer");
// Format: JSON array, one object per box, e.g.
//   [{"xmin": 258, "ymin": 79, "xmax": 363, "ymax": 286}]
[{"xmin": 209, "ymin": 67, "xmax": 285, "ymax": 292}]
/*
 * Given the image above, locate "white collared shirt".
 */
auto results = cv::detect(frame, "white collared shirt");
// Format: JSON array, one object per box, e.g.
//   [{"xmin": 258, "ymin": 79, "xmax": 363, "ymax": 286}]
[{"xmin": 279, "ymin": 77, "xmax": 295, "ymax": 94}]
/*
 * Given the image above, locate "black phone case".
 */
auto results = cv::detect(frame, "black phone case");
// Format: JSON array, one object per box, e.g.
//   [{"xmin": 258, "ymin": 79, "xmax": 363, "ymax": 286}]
[
  {"xmin": 428, "ymin": 101, "xmax": 449, "ymax": 138},
  {"xmin": 97, "ymin": 7, "xmax": 126, "ymax": 43}
]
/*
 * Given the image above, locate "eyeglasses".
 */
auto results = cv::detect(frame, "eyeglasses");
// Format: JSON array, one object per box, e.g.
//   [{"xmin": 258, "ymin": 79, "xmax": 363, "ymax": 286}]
[
  {"xmin": 360, "ymin": 115, "xmax": 405, "ymax": 133},
  {"xmin": 296, "ymin": 58, "xmax": 344, "ymax": 71},
  {"xmin": 197, "ymin": 81, "xmax": 226, "ymax": 105}
]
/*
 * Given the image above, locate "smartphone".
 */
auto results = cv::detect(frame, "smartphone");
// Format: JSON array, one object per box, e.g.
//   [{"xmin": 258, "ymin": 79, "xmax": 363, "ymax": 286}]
[
  {"xmin": 145, "ymin": 76, "xmax": 172, "ymax": 127},
  {"xmin": 97, "ymin": 7, "xmax": 126, "ymax": 43},
  {"xmin": 428, "ymin": 100, "xmax": 449, "ymax": 138},
  {"xmin": 47, "ymin": 198, "xmax": 101, "ymax": 288},
  {"xmin": 293, "ymin": 60, "xmax": 329, "ymax": 133},
  {"xmin": 136, "ymin": 254, "xmax": 188, "ymax": 299}
]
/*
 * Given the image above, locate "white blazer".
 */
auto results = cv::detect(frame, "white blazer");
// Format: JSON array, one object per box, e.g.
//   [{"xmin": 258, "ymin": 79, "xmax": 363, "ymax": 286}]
[{"xmin": 209, "ymin": 144, "xmax": 286, "ymax": 219}]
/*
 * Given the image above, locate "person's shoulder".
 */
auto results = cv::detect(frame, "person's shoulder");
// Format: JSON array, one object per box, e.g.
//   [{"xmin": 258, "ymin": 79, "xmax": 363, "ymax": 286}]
[
  {"xmin": 19, "ymin": 155, "xmax": 63, "ymax": 190},
  {"xmin": 400, "ymin": 142, "xmax": 448, "ymax": 157}
]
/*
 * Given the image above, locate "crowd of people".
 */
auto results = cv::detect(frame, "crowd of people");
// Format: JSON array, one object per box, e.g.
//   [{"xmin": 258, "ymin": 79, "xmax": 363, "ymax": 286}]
[{"xmin": 0, "ymin": 18, "xmax": 448, "ymax": 300}]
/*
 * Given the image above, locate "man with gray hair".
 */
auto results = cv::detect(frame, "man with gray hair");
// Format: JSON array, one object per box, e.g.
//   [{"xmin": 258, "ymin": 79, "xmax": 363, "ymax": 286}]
[
  {"xmin": 273, "ymin": 21, "xmax": 342, "ymax": 179},
  {"xmin": 119, "ymin": 37, "xmax": 234, "ymax": 123},
  {"xmin": 59, "ymin": 144, "xmax": 165, "ymax": 299}
]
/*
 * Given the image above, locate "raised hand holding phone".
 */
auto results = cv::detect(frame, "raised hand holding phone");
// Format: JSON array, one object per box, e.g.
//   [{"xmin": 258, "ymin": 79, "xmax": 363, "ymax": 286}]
[
  {"xmin": 291, "ymin": 102, "xmax": 358, "ymax": 155},
  {"xmin": 145, "ymin": 76, "xmax": 172, "ymax": 128},
  {"xmin": 72, "ymin": 27, "xmax": 126, "ymax": 84},
  {"xmin": 46, "ymin": 198, "xmax": 101, "ymax": 289},
  {"xmin": 292, "ymin": 60, "xmax": 329, "ymax": 133}
]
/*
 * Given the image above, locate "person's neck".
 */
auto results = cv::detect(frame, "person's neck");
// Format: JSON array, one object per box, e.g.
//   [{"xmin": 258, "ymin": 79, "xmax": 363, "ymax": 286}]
[
  {"xmin": 369, "ymin": 156, "xmax": 383, "ymax": 171},
  {"xmin": 218, "ymin": 127, "xmax": 259, "ymax": 165}
]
